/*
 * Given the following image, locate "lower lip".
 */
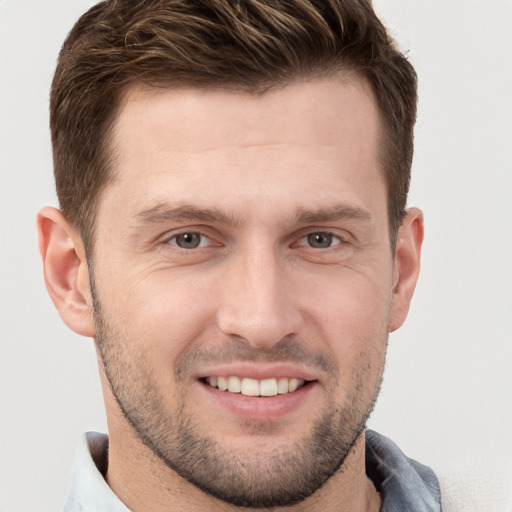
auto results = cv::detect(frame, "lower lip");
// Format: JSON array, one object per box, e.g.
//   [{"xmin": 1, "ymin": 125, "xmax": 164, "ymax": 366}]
[{"xmin": 198, "ymin": 380, "xmax": 317, "ymax": 420}]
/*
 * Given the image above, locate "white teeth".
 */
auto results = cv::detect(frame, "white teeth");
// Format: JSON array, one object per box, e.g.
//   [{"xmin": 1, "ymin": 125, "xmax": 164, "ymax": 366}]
[
  {"xmin": 288, "ymin": 378, "xmax": 300, "ymax": 392},
  {"xmin": 217, "ymin": 376, "xmax": 228, "ymax": 391},
  {"xmin": 260, "ymin": 378, "xmax": 278, "ymax": 396},
  {"xmin": 241, "ymin": 378, "xmax": 260, "ymax": 396},
  {"xmin": 206, "ymin": 376, "xmax": 306, "ymax": 396},
  {"xmin": 227, "ymin": 376, "xmax": 241, "ymax": 393},
  {"xmin": 277, "ymin": 377, "xmax": 289, "ymax": 394}
]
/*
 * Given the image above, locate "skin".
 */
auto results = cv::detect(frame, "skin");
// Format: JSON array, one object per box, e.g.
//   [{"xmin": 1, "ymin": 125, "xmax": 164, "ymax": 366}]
[{"xmin": 38, "ymin": 76, "xmax": 423, "ymax": 512}]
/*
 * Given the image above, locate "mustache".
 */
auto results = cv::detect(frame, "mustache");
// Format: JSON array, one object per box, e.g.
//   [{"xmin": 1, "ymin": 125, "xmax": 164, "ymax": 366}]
[{"xmin": 175, "ymin": 337, "xmax": 337, "ymax": 377}]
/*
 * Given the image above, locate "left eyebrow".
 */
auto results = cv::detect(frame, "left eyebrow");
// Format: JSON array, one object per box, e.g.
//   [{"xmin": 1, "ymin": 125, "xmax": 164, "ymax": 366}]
[{"xmin": 294, "ymin": 205, "xmax": 373, "ymax": 224}]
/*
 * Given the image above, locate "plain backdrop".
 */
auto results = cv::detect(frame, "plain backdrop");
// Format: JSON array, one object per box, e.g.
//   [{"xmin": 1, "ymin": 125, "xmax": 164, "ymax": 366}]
[{"xmin": 1, "ymin": 1, "xmax": 511, "ymax": 511}]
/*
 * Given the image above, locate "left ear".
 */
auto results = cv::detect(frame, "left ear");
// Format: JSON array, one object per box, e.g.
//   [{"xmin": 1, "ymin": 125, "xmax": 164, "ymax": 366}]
[{"xmin": 389, "ymin": 207, "xmax": 424, "ymax": 332}]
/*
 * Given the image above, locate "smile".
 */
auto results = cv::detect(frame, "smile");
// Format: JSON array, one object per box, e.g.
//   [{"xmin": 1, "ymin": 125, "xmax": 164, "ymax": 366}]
[{"xmin": 204, "ymin": 376, "xmax": 307, "ymax": 397}]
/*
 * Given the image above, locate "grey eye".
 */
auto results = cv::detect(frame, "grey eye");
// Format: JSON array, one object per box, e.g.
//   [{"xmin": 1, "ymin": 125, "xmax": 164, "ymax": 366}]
[
  {"xmin": 307, "ymin": 232, "xmax": 334, "ymax": 248},
  {"xmin": 174, "ymin": 232, "xmax": 202, "ymax": 249}
]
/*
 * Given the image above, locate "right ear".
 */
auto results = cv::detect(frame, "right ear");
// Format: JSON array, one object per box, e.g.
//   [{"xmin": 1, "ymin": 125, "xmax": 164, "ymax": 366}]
[{"xmin": 37, "ymin": 206, "xmax": 95, "ymax": 338}]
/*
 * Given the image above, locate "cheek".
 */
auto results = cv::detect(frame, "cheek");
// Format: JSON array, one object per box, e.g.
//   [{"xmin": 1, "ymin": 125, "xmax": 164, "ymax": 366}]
[
  {"xmin": 101, "ymin": 269, "xmax": 219, "ymax": 363},
  {"xmin": 299, "ymin": 268, "xmax": 391, "ymax": 380},
  {"xmin": 300, "ymin": 266, "xmax": 393, "ymax": 334}
]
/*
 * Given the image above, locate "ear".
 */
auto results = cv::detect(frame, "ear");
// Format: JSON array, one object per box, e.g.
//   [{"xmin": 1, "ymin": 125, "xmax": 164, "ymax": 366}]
[
  {"xmin": 389, "ymin": 208, "xmax": 424, "ymax": 332},
  {"xmin": 37, "ymin": 206, "xmax": 95, "ymax": 337}
]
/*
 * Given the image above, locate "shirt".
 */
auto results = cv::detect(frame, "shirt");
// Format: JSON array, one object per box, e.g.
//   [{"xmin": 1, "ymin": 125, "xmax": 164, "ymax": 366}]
[{"xmin": 63, "ymin": 430, "xmax": 442, "ymax": 511}]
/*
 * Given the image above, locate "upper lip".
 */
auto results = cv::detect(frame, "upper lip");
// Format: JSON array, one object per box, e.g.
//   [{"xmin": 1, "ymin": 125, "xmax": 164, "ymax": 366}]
[{"xmin": 195, "ymin": 363, "xmax": 318, "ymax": 382}]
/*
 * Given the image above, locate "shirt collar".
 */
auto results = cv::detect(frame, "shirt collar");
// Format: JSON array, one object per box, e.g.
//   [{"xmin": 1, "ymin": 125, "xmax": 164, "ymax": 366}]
[
  {"xmin": 366, "ymin": 429, "xmax": 442, "ymax": 511},
  {"xmin": 63, "ymin": 432, "xmax": 129, "ymax": 512}
]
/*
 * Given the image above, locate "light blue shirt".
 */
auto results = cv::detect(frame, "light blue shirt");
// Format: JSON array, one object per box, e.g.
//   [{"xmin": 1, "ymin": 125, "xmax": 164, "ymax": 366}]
[{"xmin": 63, "ymin": 430, "xmax": 442, "ymax": 511}]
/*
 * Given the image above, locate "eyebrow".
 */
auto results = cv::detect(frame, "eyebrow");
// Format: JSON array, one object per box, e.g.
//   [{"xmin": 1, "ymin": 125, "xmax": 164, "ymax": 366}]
[
  {"xmin": 133, "ymin": 202, "xmax": 372, "ymax": 229},
  {"xmin": 134, "ymin": 203, "xmax": 243, "ymax": 227},
  {"xmin": 294, "ymin": 205, "xmax": 373, "ymax": 224}
]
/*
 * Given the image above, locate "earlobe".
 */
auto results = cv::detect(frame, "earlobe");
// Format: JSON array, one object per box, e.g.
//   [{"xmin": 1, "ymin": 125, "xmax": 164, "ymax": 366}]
[
  {"xmin": 389, "ymin": 208, "xmax": 424, "ymax": 332},
  {"xmin": 37, "ymin": 206, "xmax": 95, "ymax": 338}
]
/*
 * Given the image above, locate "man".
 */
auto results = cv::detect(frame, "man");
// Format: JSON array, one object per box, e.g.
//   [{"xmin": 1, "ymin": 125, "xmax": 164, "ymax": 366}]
[{"xmin": 37, "ymin": 0, "xmax": 440, "ymax": 510}]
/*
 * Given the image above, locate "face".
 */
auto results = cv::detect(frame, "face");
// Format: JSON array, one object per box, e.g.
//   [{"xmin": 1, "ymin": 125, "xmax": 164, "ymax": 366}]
[{"xmin": 90, "ymin": 77, "xmax": 396, "ymax": 507}]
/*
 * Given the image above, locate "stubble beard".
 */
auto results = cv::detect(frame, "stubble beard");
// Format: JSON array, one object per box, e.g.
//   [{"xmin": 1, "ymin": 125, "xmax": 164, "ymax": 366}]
[{"xmin": 92, "ymin": 287, "xmax": 387, "ymax": 508}]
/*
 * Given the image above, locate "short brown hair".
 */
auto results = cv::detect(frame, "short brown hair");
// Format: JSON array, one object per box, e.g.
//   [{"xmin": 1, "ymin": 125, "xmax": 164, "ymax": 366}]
[{"xmin": 50, "ymin": 0, "xmax": 417, "ymax": 250}]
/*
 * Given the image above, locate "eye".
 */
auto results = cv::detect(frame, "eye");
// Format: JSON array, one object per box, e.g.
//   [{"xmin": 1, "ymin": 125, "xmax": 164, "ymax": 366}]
[
  {"xmin": 169, "ymin": 232, "xmax": 209, "ymax": 249},
  {"xmin": 299, "ymin": 232, "xmax": 342, "ymax": 249}
]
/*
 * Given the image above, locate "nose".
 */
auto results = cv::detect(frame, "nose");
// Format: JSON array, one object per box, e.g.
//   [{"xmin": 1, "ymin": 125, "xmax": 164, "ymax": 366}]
[{"xmin": 216, "ymin": 245, "xmax": 303, "ymax": 349}]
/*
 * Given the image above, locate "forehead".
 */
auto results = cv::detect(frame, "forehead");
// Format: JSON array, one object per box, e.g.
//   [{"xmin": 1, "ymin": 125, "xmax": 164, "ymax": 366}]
[
  {"xmin": 102, "ymin": 76, "xmax": 385, "ymax": 227},
  {"xmin": 114, "ymin": 75, "xmax": 381, "ymax": 156}
]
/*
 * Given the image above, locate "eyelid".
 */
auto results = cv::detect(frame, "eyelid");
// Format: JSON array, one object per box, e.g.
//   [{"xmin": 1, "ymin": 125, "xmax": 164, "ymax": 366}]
[
  {"xmin": 161, "ymin": 228, "xmax": 218, "ymax": 248},
  {"xmin": 169, "ymin": 232, "xmax": 210, "ymax": 248},
  {"xmin": 292, "ymin": 229, "xmax": 348, "ymax": 248}
]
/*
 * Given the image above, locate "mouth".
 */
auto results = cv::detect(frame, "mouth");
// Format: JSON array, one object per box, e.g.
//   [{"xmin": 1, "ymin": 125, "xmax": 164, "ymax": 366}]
[
  {"xmin": 201, "ymin": 376, "xmax": 310, "ymax": 397},
  {"xmin": 197, "ymin": 369, "xmax": 319, "ymax": 420}
]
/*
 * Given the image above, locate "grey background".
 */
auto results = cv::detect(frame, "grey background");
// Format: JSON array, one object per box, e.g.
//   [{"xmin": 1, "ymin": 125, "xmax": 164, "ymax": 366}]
[{"xmin": 1, "ymin": 1, "xmax": 511, "ymax": 510}]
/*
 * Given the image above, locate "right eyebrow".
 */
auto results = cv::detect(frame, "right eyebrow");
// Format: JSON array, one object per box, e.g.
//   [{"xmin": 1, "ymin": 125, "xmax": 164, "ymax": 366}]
[{"xmin": 133, "ymin": 202, "xmax": 243, "ymax": 228}]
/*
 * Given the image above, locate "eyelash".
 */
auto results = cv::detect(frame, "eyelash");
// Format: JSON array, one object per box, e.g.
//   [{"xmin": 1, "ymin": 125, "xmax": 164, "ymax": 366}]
[
  {"xmin": 165, "ymin": 231, "xmax": 214, "ymax": 249},
  {"xmin": 294, "ymin": 231, "xmax": 345, "ymax": 249},
  {"xmin": 163, "ymin": 229, "xmax": 347, "ymax": 251}
]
